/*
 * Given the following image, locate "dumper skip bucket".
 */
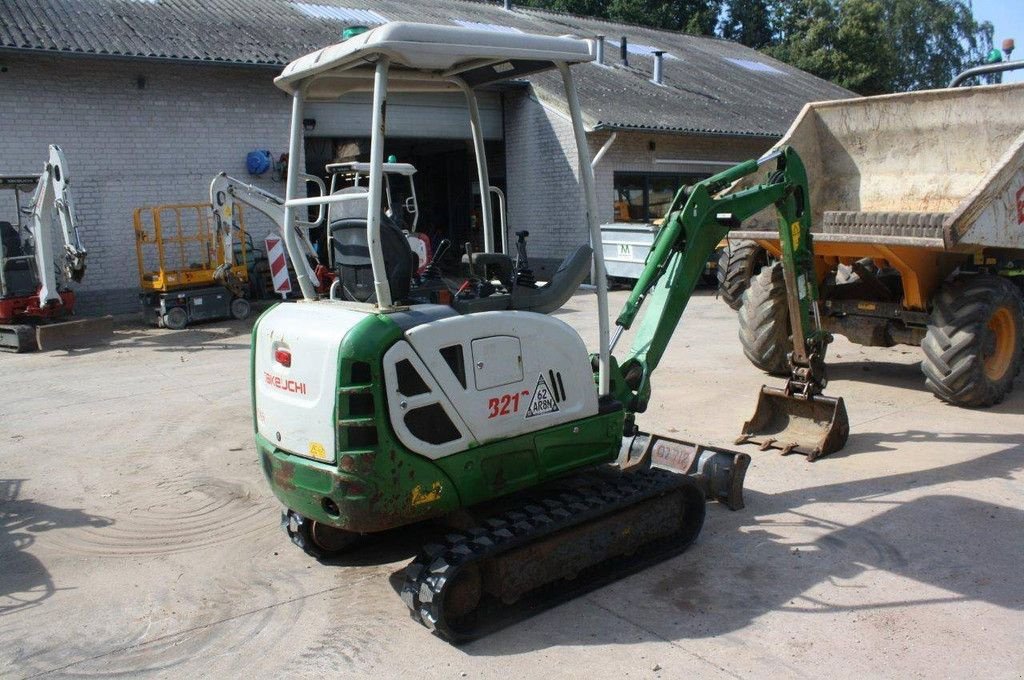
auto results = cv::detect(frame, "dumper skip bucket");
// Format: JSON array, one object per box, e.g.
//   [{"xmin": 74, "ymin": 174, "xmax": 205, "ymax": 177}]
[{"xmin": 737, "ymin": 386, "xmax": 849, "ymax": 461}]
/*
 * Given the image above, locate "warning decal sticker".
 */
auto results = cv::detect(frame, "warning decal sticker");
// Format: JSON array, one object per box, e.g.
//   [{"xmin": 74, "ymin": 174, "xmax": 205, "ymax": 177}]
[{"xmin": 525, "ymin": 374, "xmax": 560, "ymax": 418}]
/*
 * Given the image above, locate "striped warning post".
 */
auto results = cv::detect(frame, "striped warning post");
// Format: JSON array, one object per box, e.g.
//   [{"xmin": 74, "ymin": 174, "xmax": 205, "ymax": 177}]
[{"xmin": 264, "ymin": 235, "xmax": 292, "ymax": 296}]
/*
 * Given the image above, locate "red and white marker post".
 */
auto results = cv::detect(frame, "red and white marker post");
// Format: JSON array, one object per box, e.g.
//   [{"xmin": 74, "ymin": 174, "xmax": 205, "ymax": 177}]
[{"xmin": 265, "ymin": 235, "xmax": 292, "ymax": 300}]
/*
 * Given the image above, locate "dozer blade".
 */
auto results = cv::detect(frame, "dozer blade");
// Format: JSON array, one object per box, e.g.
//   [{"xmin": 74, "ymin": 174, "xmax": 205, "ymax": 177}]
[
  {"xmin": 618, "ymin": 431, "xmax": 750, "ymax": 510},
  {"xmin": 36, "ymin": 315, "xmax": 114, "ymax": 352},
  {"xmin": 736, "ymin": 385, "xmax": 849, "ymax": 461}
]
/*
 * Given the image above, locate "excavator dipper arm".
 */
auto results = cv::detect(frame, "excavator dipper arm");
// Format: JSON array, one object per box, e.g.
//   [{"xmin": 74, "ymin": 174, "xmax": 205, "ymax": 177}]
[
  {"xmin": 209, "ymin": 173, "xmax": 324, "ymax": 287},
  {"xmin": 607, "ymin": 146, "xmax": 848, "ymax": 458},
  {"xmin": 27, "ymin": 145, "xmax": 86, "ymax": 305}
]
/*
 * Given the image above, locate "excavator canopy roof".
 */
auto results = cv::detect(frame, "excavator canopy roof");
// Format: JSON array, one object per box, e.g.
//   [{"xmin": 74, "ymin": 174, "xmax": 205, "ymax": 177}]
[{"xmin": 274, "ymin": 21, "xmax": 594, "ymax": 99}]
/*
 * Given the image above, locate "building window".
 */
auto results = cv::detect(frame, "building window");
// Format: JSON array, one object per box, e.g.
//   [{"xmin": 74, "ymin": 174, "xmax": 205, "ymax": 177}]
[{"xmin": 613, "ymin": 172, "xmax": 710, "ymax": 223}]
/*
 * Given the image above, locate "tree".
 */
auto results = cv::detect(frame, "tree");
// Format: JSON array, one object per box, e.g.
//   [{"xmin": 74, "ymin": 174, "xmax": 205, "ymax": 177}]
[
  {"xmin": 766, "ymin": 0, "xmax": 993, "ymax": 94},
  {"xmin": 720, "ymin": 0, "xmax": 773, "ymax": 49}
]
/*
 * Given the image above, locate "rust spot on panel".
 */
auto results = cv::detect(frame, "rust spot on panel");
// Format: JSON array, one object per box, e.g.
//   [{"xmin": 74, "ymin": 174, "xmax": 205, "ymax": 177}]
[{"xmin": 273, "ymin": 461, "xmax": 296, "ymax": 492}]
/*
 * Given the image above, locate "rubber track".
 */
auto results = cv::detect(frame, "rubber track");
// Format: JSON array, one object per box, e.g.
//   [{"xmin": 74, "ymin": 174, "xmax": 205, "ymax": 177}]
[
  {"xmin": 737, "ymin": 262, "xmax": 790, "ymax": 376},
  {"xmin": 718, "ymin": 240, "xmax": 768, "ymax": 311},
  {"xmin": 0, "ymin": 324, "xmax": 36, "ymax": 352},
  {"xmin": 400, "ymin": 468, "xmax": 705, "ymax": 643},
  {"xmin": 921, "ymin": 275, "xmax": 1024, "ymax": 407}
]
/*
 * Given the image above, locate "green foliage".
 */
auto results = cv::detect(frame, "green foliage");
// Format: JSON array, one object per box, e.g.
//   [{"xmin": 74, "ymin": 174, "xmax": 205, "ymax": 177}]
[
  {"xmin": 720, "ymin": 0, "xmax": 773, "ymax": 49},
  {"xmin": 766, "ymin": 0, "xmax": 993, "ymax": 94},
  {"xmin": 519, "ymin": 0, "xmax": 996, "ymax": 95}
]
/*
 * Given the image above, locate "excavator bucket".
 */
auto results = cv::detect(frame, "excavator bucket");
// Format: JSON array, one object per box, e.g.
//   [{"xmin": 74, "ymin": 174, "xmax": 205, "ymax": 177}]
[
  {"xmin": 737, "ymin": 385, "xmax": 849, "ymax": 461},
  {"xmin": 35, "ymin": 315, "xmax": 114, "ymax": 352}
]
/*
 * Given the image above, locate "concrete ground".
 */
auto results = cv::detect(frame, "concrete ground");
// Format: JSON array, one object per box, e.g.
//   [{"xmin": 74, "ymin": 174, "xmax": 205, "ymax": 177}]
[{"xmin": 1, "ymin": 290, "xmax": 1022, "ymax": 679}]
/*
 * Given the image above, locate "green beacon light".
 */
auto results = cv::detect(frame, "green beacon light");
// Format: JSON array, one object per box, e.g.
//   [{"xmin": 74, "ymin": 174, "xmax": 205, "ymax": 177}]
[
  {"xmin": 387, "ymin": 154, "xmax": 398, "ymax": 163},
  {"xmin": 342, "ymin": 25, "xmax": 369, "ymax": 41},
  {"xmin": 986, "ymin": 48, "xmax": 1003, "ymax": 64}
]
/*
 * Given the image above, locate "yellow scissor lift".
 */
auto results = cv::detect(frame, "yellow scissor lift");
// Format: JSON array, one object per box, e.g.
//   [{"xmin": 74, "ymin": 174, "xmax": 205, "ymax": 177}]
[{"xmin": 134, "ymin": 202, "xmax": 252, "ymax": 329}]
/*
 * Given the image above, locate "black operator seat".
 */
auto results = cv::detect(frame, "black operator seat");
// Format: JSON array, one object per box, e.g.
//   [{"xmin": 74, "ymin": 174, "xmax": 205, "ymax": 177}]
[
  {"xmin": 328, "ymin": 189, "xmax": 414, "ymax": 304},
  {"xmin": 0, "ymin": 221, "xmax": 37, "ymax": 298}
]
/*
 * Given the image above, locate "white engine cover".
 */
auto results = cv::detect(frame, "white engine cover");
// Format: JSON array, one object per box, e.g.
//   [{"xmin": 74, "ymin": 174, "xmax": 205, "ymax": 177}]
[
  {"xmin": 254, "ymin": 301, "xmax": 371, "ymax": 463},
  {"xmin": 384, "ymin": 311, "xmax": 599, "ymax": 459}
]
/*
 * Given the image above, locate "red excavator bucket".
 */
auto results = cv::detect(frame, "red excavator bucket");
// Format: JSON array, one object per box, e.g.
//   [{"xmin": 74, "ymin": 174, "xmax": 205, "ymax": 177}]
[{"xmin": 736, "ymin": 385, "xmax": 849, "ymax": 461}]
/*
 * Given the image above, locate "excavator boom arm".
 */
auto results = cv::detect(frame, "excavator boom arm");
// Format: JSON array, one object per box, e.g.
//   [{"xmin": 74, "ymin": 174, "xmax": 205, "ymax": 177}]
[
  {"xmin": 209, "ymin": 173, "xmax": 324, "ymax": 285},
  {"xmin": 27, "ymin": 145, "xmax": 86, "ymax": 306},
  {"xmin": 610, "ymin": 146, "xmax": 822, "ymax": 412}
]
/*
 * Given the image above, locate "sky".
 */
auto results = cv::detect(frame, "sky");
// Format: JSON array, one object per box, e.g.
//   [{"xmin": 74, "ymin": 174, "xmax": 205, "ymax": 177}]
[{"xmin": 971, "ymin": 0, "xmax": 1024, "ymax": 83}]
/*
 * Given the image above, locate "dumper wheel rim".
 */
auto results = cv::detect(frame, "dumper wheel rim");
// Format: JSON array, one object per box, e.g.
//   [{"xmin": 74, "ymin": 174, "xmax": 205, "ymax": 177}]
[
  {"xmin": 718, "ymin": 240, "xmax": 769, "ymax": 310},
  {"xmin": 984, "ymin": 307, "xmax": 1016, "ymax": 381},
  {"xmin": 162, "ymin": 307, "xmax": 188, "ymax": 331},
  {"xmin": 737, "ymin": 262, "xmax": 791, "ymax": 376},
  {"xmin": 921, "ymin": 275, "xmax": 1024, "ymax": 408}
]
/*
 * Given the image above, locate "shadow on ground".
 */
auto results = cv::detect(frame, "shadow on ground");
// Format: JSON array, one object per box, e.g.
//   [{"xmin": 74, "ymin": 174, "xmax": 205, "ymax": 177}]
[
  {"xmin": 434, "ymin": 443, "xmax": 1024, "ymax": 654},
  {"xmin": 0, "ymin": 479, "xmax": 113, "ymax": 617}
]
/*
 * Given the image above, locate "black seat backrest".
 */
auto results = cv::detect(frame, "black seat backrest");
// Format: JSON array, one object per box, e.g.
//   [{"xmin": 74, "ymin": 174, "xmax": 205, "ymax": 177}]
[
  {"xmin": 0, "ymin": 221, "xmax": 37, "ymax": 298},
  {"xmin": 0, "ymin": 221, "xmax": 24, "ymax": 258},
  {"xmin": 329, "ymin": 214, "xmax": 413, "ymax": 304}
]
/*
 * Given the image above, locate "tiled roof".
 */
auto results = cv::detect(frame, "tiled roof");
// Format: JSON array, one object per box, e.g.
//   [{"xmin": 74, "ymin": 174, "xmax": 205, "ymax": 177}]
[{"xmin": 0, "ymin": 0, "xmax": 856, "ymax": 136}]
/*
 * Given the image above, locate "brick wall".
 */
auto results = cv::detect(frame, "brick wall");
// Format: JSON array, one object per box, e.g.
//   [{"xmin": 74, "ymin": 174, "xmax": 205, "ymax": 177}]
[
  {"xmin": 504, "ymin": 87, "xmax": 775, "ymax": 271},
  {"xmin": 503, "ymin": 89, "xmax": 587, "ymax": 264},
  {"xmin": 0, "ymin": 55, "xmax": 292, "ymax": 315}
]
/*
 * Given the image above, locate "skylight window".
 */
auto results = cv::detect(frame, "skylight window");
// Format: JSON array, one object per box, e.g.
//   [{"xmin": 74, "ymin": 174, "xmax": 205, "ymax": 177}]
[
  {"xmin": 452, "ymin": 20, "xmax": 523, "ymax": 34},
  {"xmin": 292, "ymin": 3, "xmax": 387, "ymax": 24},
  {"xmin": 725, "ymin": 57, "xmax": 783, "ymax": 74}
]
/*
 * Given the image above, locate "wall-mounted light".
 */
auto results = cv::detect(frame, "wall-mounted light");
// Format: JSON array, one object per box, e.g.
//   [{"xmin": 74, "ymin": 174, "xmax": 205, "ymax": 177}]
[
  {"xmin": 303, "ymin": 118, "xmax": 317, "ymax": 132},
  {"xmin": 648, "ymin": 140, "xmax": 656, "ymax": 152},
  {"xmin": 136, "ymin": 75, "xmax": 146, "ymax": 90}
]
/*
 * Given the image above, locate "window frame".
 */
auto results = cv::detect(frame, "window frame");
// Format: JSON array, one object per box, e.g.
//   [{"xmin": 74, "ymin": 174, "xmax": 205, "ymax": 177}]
[{"xmin": 613, "ymin": 170, "xmax": 712, "ymax": 224}]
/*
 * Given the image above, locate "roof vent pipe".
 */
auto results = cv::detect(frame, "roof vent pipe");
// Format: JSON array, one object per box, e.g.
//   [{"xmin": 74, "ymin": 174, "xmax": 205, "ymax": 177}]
[
  {"xmin": 652, "ymin": 50, "xmax": 665, "ymax": 85},
  {"xmin": 595, "ymin": 35, "xmax": 605, "ymax": 66},
  {"xmin": 620, "ymin": 36, "xmax": 628, "ymax": 66},
  {"xmin": 503, "ymin": 0, "xmax": 512, "ymax": 10}
]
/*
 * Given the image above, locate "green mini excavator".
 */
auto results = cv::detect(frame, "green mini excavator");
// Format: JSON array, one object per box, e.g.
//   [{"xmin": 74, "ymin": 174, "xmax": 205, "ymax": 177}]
[{"xmin": 251, "ymin": 22, "xmax": 847, "ymax": 642}]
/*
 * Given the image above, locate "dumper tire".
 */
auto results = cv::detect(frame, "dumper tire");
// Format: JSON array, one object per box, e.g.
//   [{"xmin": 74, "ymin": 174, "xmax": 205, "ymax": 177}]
[
  {"xmin": 718, "ymin": 240, "xmax": 769, "ymax": 310},
  {"xmin": 921, "ymin": 275, "xmax": 1024, "ymax": 407},
  {"xmin": 738, "ymin": 262, "xmax": 790, "ymax": 376}
]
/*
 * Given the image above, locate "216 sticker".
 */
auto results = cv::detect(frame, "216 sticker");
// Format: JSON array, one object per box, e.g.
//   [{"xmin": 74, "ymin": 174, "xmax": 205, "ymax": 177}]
[{"xmin": 488, "ymin": 390, "xmax": 530, "ymax": 418}]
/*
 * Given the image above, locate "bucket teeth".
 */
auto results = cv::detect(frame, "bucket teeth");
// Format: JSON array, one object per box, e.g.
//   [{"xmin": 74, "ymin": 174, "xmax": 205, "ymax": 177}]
[{"xmin": 738, "ymin": 385, "xmax": 850, "ymax": 461}]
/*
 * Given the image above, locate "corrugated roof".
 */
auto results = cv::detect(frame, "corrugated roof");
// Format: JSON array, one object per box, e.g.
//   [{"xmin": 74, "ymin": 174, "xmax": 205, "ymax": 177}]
[{"xmin": 0, "ymin": 0, "xmax": 855, "ymax": 136}]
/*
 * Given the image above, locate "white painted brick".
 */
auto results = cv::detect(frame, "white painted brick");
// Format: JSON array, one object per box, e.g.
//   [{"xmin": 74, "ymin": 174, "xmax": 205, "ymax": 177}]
[{"xmin": 0, "ymin": 54, "xmax": 292, "ymax": 315}]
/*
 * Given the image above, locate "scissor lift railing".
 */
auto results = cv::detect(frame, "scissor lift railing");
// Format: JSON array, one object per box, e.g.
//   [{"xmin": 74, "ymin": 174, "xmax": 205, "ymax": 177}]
[{"xmin": 134, "ymin": 202, "xmax": 248, "ymax": 293}]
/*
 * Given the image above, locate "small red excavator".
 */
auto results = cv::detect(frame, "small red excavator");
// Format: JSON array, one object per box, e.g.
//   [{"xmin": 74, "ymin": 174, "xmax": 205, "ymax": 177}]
[{"xmin": 0, "ymin": 145, "xmax": 111, "ymax": 351}]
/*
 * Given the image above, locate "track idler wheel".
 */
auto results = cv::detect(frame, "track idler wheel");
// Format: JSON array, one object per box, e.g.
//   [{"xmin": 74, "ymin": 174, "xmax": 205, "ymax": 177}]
[{"xmin": 282, "ymin": 510, "xmax": 360, "ymax": 559}]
